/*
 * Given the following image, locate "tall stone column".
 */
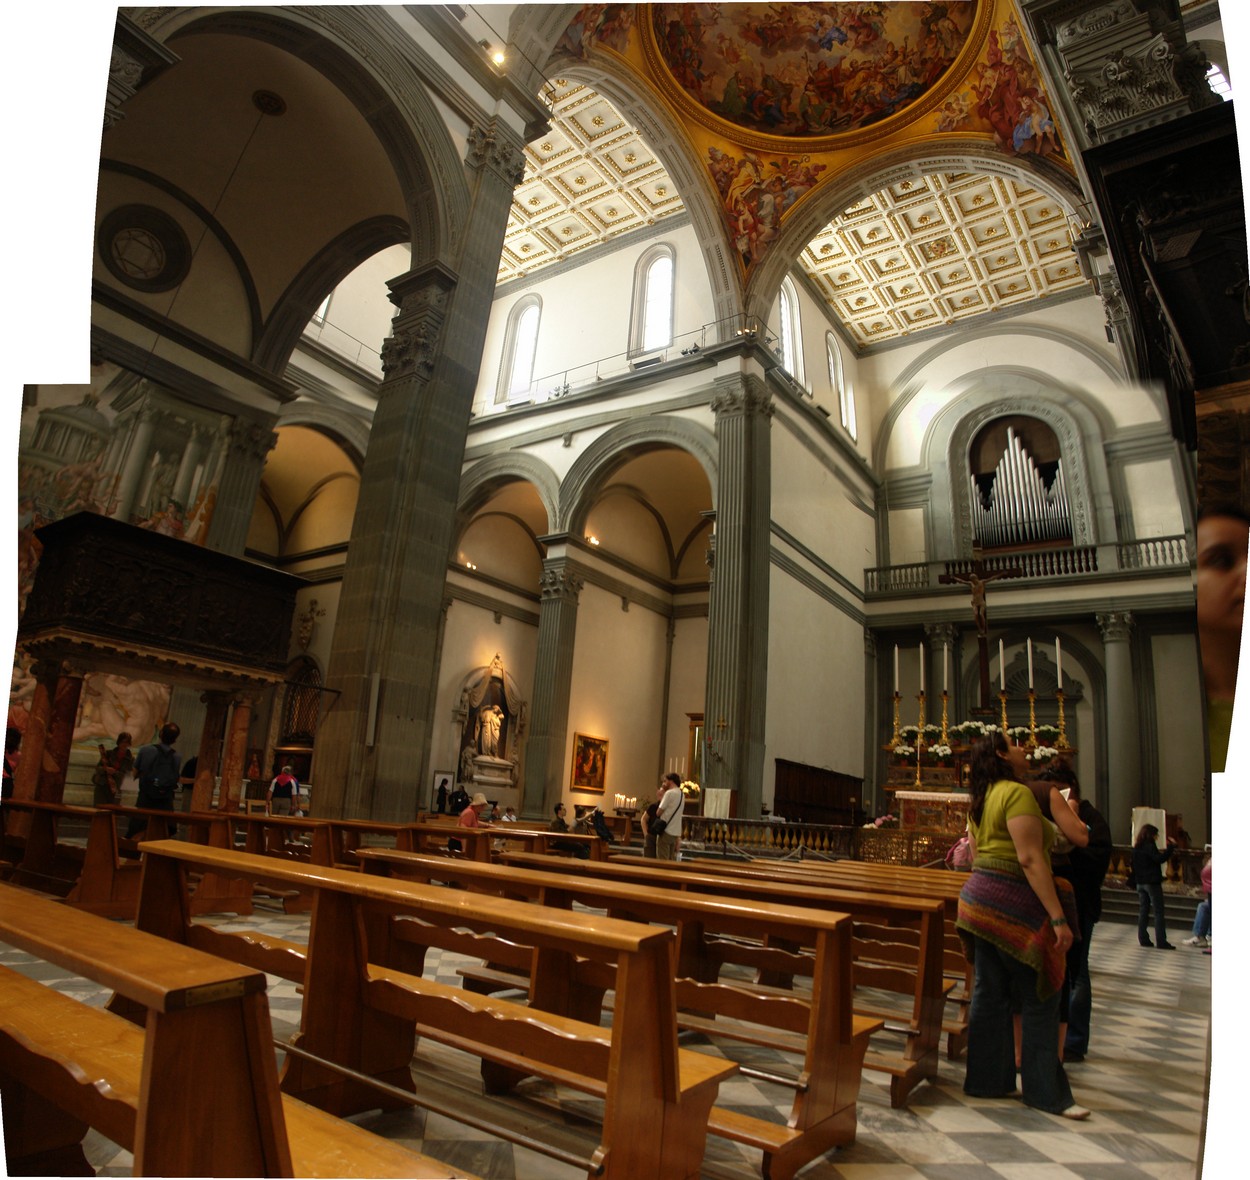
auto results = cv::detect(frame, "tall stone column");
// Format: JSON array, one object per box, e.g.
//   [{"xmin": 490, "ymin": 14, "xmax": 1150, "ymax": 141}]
[
  {"xmin": 37, "ymin": 668, "xmax": 85, "ymax": 804},
  {"xmin": 204, "ymin": 418, "xmax": 277, "ymax": 555},
  {"xmin": 172, "ymin": 425, "xmax": 208, "ymax": 509},
  {"xmin": 1098, "ymin": 611, "xmax": 1139, "ymax": 841},
  {"xmin": 219, "ymin": 695, "xmax": 255, "ymax": 812},
  {"xmin": 703, "ymin": 376, "xmax": 772, "ymax": 817},
  {"xmin": 112, "ymin": 407, "xmax": 160, "ymax": 521},
  {"xmin": 313, "ymin": 120, "xmax": 526, "ymax": 822},
  {"xmin": 520, "ymin": 558, "xmax": 584, "ymax": 820},
  {"xmin": 11, "ymin": 662, "xmax": 58, "ymax": 805},
  {"xmin": 191, "ymin": 691, "xmax": 231, "ymax": 813}
]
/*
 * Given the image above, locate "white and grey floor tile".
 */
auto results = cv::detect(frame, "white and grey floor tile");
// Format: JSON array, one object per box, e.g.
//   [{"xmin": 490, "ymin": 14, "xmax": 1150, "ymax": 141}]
[{"xmin": 0, "ymin": 906, "xmax": 1211, "ymax": 1178}]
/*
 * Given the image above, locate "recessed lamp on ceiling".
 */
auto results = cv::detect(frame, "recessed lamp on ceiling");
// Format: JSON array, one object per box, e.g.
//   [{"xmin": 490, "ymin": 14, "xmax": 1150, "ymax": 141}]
[
  {"xmin": 492, "ymin": 51, "xmax": 506, "ymax": 66},
  {"xmin": 587, "ymin": 535, "xmax": 600, "ymax": 546},
  {"xmin": 252, "ymin": 90, "xmax": 286, "ymax": 116}
]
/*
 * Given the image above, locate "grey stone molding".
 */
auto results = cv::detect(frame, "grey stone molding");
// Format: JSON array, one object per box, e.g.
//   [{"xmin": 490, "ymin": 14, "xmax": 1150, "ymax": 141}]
[
  {"xmin": 457, "ymin": 453, "xmax": 561, "ymax": 540},
  {"xmin": 466, "ymin": 119, "xmax": 527, "ymax": 188},
  {"xmin": 1096, "ymin": 609, "xmax": 1134, "ymax": 643}
]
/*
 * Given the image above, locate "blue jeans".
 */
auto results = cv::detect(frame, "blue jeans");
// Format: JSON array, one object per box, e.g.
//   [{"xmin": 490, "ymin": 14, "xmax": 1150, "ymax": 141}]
[
  {"xmin": 1136, "ymin": 883, "xmax": 1167, "ymax": 944},
  {"xmin": 1064, "ymin": 918, "xmax": 1095, "ymax": 1056},
  {"xmin": 965, "ymin": 935, "xmax": 1074, "ymax": 1114},
  {"xmin": 1192, "ymin": 898, "xmax": 1211, "ymax": 939}
]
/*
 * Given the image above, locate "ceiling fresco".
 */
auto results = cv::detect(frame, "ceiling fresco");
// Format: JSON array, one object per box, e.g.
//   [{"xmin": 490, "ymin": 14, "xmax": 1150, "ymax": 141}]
[
  {"xmin": 550, "ymin": 1, "xmax": 1072, "ymax": 285},
  {"xmin": 646, "ymin": 2, "xmax": 979, "ymax": 139}
]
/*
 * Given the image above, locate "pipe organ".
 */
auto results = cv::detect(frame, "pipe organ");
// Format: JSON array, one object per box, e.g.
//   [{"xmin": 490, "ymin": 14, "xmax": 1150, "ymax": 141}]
[{"xmin": 970, "ymin": 426, "xmax": 1072, "ymax": 547}]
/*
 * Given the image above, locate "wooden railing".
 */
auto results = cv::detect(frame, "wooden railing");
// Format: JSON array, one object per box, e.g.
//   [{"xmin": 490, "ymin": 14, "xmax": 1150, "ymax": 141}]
[
  {"xmin": 680, "ymin": 815, "xmax": 1209, "ymax": 883},
  {"xmin": 865, "ymin": 535, "xmax": 1189, "ymax": 595}
]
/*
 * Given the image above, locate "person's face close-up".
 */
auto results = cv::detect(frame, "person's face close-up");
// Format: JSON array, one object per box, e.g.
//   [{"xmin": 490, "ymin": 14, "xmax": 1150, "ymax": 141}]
[{"xmin": 1196, "ymin": 514, "xmax": 1248, "ymax": 637}]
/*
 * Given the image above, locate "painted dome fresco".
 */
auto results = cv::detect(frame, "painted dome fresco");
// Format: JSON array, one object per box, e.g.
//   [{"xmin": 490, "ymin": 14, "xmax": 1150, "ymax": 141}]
[{"xmin": 648, "ymin": 2, "xmax": 979, "ymax": 138}]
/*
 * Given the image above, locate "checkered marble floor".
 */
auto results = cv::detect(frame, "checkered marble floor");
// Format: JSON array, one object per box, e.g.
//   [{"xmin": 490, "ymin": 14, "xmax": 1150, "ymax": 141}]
[{"xmin": 0, "ymin": 902, "xmax": 1212, "ymax": 1179}]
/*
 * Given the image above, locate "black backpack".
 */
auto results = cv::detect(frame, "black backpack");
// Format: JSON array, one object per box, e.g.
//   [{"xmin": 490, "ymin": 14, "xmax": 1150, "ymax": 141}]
[{"xmin": 448, "ymin": 787, "xmax": 471, "ymax": 814}]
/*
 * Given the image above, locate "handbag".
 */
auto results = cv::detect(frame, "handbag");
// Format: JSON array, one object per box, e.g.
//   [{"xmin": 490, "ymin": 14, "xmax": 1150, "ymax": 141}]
[{"xmin": 650, "ymin": 813, "xmax": 668, "ymax": 836}]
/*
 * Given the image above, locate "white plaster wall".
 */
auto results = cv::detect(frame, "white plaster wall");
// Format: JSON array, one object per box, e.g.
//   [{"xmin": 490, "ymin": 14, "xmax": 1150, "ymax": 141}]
[
  {"xmin": 665, "ymin": 615, "xmax": 708, "ymax": 783},
  {"xmin": 863, "ymin": 296, "xmax": 1160, "ymax": 472},
  {"xmin": 472, "ymin": 221, "xmax": 717, "ymax": 413},
  {"xmin": 771, "ymin": 416, "xmax": 877, "ymax": 574},
  {"xmin": 566, "ymin": 584, "xmax": 672, "ymax": 808},
  {"xmin": 764, "ymin": 568, "xmax": 867, "ymax": 807},
  {"xmin": 889, "ymin": 507, "xmax": 927, "ymax": 564},
  {"xmin": 306, "ymin": 243, "xmax": 410, "ymax": 375},
  {"xmin": 1122, "ymin": 460, "xmax": 1188, "ymax": 537},
  {"xmin": 1151, "ymin": 632, "xmax": 1207, "ymax": 845}
]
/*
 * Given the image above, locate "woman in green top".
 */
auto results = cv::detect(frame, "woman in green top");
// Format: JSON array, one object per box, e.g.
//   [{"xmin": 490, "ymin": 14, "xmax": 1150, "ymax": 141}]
[{"xmin": 956, "ymin": 732, "xmax": 1088, "ymax": 1119}]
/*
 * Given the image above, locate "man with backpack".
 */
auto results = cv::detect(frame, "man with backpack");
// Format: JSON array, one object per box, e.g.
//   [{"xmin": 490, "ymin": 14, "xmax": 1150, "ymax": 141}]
[{"xmin": 126, "ymin": 722, "xmax": 182, "ymax": 837}]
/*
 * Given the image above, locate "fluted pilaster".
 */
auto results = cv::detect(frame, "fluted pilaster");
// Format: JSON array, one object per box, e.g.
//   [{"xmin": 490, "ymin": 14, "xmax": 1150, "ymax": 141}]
[
  {"xmin": 703, "ymin": 377, "xmax": 772, "ymax": 816},
  {"xmin": 520, "ymin": 563, "xmax": 584, "ymax": 820},
  {"xmin": 1097, "ymin": 609, "xmax": 1138, "ymax": 841}
]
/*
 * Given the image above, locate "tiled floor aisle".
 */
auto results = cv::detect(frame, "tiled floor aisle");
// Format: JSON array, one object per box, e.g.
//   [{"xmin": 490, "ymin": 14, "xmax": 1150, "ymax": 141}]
[{"xmin": 0, "ymin": 906, "xmax": 1211, "ymax": 1179}]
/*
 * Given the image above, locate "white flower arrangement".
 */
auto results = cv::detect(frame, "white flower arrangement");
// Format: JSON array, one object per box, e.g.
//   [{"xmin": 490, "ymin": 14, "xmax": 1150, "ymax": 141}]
[
  {"xmin": 679, "ymin": 779, "xmax": 701, "ymax": 796},
  {"xmin": 892, "ymin": 743, "xmax": 916, "ymax": 757},
  {"xmin": 1027, "ymin": 746, "xmax": 1059, "ymax": 763},
  {"xmin": 950, "ymin": 720, "xmax": 988, "ymax": 740},
  {"xmin": 928, "ymin": 744, "xmax": 953, "ymax": 759}
]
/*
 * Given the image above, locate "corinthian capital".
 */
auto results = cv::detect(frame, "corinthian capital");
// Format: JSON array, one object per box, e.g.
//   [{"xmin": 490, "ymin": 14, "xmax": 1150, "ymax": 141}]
[
  {"xmin": 1096, "ymin": 610, "xmax": 1134, "ymax": 643},
  {"xmin": 539, "ymin": 566, "xmax": 584, "ymax": 603},
  {"xmin": 380, "ymin": 324, "xmax": 438, "ymax": 379},
  {"xmin": 466, "ymin": 121, "xmax": 527, "ymax": 187}
]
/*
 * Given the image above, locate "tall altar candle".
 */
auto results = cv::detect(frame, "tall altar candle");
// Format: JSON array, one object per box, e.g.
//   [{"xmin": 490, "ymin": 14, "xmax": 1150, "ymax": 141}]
[
  {"xmin": 1027, "ymin": 638, "xmax": 1034, "ymax": 689},
  {"xmin": 918, "ymin": 642, "xmax": 925, "ymax": 688},
  {"xmin": 1055, "ymin": 637, "xmax": 1063, "ymax": 690},
  {"xmin": 998, "ymin": 639, "xmax": 1005, "ymax": 691},
  {"xmin": 943, "ymin": 643, "xmax": 949, "ymax": 692},
  {"xmin": 893, "ymin": 645, "xmax": 899, "ymax": 693}
]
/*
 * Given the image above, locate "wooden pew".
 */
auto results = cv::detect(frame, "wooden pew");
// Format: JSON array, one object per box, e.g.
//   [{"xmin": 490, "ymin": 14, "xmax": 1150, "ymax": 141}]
[
  {"xmin": 0, "ymin": 801, "xmax": 209, "ymax": 918},
  {"xmin": 669, "ymin": 856, "xmax": 973, "ymax": 1057},
  {"xmin": 133, "ymin": 839, "xmax": 735, "ymax": 1180},
  {"xmin": 500, "ymin": 850, "xmax": 948, "ymax": 1108},
  {"xmin": 357, "ymin": 847, "xmax": 880, "ymax": 1180},
  {"xmin": 0, "ymin": 882, "xmax": 468, "ymax": 1177}
]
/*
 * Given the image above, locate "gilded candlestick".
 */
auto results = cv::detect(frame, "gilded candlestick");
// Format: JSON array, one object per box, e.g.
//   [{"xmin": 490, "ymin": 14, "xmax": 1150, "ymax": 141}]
[
  {"xmin": 1027, "ymin": 689, "xmax": 1037, "ymax": 746},
  {"xmin": 999, "ymin": 690, "xmax": 1009, "ymax": 732},
  {"xmin": 891, "ymin": 692, "xmax": 902, "ymax": 745},
  {"xmin": 940, "ymin": 690, "xmax": 950, "ymax": 745},
  {"xmin": 915, "ymin": 691, "xmax": 926, "ymax": 787},
  {"xmin": 1056, "ymin": 688, "xmax": 1070, "ymax": 748}
]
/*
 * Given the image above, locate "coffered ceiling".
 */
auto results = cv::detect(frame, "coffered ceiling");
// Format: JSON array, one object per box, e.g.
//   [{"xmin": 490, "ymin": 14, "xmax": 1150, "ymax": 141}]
[{"xmin": 500, "ymin": 80, "xmax": 1091, "ymax": 349}]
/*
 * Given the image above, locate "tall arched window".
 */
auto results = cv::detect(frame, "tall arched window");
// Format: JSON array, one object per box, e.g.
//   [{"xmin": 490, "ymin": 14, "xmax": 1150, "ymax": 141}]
[
  {"xmin": 496, "ymin": 294, "xmax": 542, "ymax": 403},
  {"xmin": 629, "ymin": 244, "xmax": 675, "ymax": 357},
  {"xmin": 826, "ymin": 332, "xmax": 856, "ymax": 439},
  {"xmin": 777, "ymin": 276, "xmax": 804, "ymax": 386}
]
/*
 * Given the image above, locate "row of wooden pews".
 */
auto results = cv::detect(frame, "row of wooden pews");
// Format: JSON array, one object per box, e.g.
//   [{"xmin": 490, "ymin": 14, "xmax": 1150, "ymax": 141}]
[
  {"xmin": 355, "ymin": 847, "xmax": 881, "ymax": 1180},
  {"xmin": 130, "ymin": 839, "xmax": 735, "ymax": 1179},
  {"xmin": 0, "ymin": 881, "xmax": 469, "ymax": 1177}
]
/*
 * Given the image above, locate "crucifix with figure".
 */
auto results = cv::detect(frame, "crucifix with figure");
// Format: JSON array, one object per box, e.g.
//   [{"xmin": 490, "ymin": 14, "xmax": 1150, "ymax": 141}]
[{"xmin": 939, "ymin": 549, "xmax": 1021, "ymax": 712}]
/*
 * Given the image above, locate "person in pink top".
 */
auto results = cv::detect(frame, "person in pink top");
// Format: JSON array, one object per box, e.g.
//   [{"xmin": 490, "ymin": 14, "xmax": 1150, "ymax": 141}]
[
  {"xmin": 1183, "ymin": 853, "xmax": 1212, "ymax": 948},
  {"xmin": 449, "ymin": 791, "xmax": 490, "ymax": 854}
]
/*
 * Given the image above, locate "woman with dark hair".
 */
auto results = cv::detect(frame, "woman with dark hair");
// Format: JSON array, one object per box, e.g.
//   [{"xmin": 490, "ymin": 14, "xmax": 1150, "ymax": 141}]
[
  {"xmin": 1132, "ymin": 823, "xmax": 1177, "ymax": 949},
  {"xmin": 956, "ymin": 731, "xmax": 1087, "ymax": 1119},
  {"xmin": 1196, "ymin": 504, "xmax": 1248, "ymax": 772}
]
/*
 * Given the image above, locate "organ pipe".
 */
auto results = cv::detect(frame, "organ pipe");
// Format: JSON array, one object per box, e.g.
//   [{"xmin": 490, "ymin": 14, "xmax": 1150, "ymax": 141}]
[{"xmin": 970, "ymin": 427, "xmax": 1073, "ymax": 548}]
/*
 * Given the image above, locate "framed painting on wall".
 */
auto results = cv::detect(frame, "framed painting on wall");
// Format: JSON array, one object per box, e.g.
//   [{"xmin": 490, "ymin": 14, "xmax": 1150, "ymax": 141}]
[{"xmin": 571, "ymin": 732, "xmax": 608, "ymax": 792}]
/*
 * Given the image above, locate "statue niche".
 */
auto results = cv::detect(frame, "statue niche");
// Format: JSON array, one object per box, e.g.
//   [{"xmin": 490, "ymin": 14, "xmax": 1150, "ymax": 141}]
[{"xmin": 454, "ymin": 654, "xmax": 527, "ymax": 790}]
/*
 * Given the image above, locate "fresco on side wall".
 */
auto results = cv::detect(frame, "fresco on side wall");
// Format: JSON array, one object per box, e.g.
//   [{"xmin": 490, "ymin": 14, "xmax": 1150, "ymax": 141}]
[{"xmin": 10, "ymin": 362, "xmax": 224, "ymax": 751}]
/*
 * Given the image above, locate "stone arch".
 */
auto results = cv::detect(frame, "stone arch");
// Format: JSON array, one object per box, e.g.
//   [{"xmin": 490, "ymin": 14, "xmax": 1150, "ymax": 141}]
[
  {"xmin": 274, "ymin": 401, "xmax": 370, "ymax": 469},
  {"xmin": 457, "ymin": 453, "xmax": 561, "ymax": 545},
  {"xmin": 529, "ymin": 54, "xmax": 747, "ymax": 331},
  {"xmin": 141, "ymin": 6, "xmax": 466, "ymax": 267},
  {"xmin": 557, "ymin": 416, "xmax": 718, "ymax": 534},
  {"xmin": 745, "ymin": 138, "xmax": 1087, "ymax": 323},
  {"xmin": 257, "ymin": 215, "xmax": 410, "ymax": 373},
  {"xmin": 921, "ymin": 371, "xmax": 1117, "ymax": 557}
]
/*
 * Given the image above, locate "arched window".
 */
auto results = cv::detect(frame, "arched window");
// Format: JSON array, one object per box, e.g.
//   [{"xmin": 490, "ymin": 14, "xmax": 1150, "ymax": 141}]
[
  {"xmin": 826, "ymin": 332, "xmax": 856, "ymax": 440},
  {"xmin": 496, "ymin": 295, "xmax": 542, "ymax": 403},
  {"xmin": 777, "ymin": 276, "xmax": 804, "ymax": 386},
  {"xmin": 629, "ymin": 244, "xmax": 675, "ymax": 357}
]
